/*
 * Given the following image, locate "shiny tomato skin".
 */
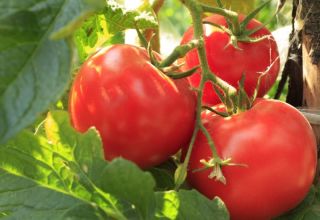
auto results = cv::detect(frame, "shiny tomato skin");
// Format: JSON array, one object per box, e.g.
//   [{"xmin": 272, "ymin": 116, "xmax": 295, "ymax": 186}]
[
  {"xmin": 69, "ymin": 44, "xmax": 196, "ymax": 168},
  {"xmin": 187, "ymin": 99, "xmax": 317, "ymax": 220},
  {"xmin": 181, "ymin": 15, "xmax": 280, "ymax": 106}
]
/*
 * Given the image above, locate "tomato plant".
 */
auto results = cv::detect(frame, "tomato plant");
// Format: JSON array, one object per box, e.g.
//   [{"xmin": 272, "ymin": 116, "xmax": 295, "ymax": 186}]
[
  {"xmin": 186, "ymin": 99, "xmax": 317, "ymax": 220},
  {"xmin": 69, "ymin": 44, "xmax": 196, "ymax": 168},
  {"xmin": 180, "ymin": 14, "xmax": 280, "ymax": 106},
  {"xmin": 0, "ymin": 0, "xmax": 319, "ymax": 219}
]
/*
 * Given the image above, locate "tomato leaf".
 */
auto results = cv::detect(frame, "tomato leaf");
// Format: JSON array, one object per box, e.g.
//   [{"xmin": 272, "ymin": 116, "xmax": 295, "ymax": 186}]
[
  {"xmin": 0, "ymin": 110, "xmax": 131, "ymax": 218},
  {"xmin": 74, "ymin": 14, "xmax": 124, "ymax": 63},
  {"xmin": 0, "ymin": 111, "xmax": 230, "ymax": 218},
  {"xmin": 0, "ymin": 0, "xmax": 100, "ymax": 144},
  {"xmin": 0, "ymin": 111, "xmax": 150, "ymax": 219},
  {"xmin": 0, "ymin": 171, "xmax": 107, "ymax": 220},
  {"xmin": 44, "ymin": 111, "xmax": 106, "ymax": 181},
  {"xmin": 95, "ymin": 158, "xmax": 157, "ymax": 220},
  {"xmin": 50, "ymin": 0, "xmax": 105, "ymax": 40},
  {"xmin": 155, "ymin": 190, "xmax": 229, "ymax": 220},
  {"xmin": 149, "ymin": 167, "xmax": 175, "ymax": 191},
  {"xmin": 0, "ymin": 129, "xmax": 126, "ymax": 219},
  {"xmin": 74, "ymin": 0, "xmax": 156, "ymax": 62},
  {"xmin": 74, "ymin": 14, "xmax": 105, "ymax": 62},
  {"xmin": 46, "ymin": 111, "xmax": 157, "ymax": 219},
  {"xmin": 104, "ymin": 0, "xmax": 158, "ymax": 34}
]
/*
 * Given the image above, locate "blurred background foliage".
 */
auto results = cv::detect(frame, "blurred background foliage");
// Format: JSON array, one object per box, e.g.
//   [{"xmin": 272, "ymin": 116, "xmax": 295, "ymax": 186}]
[{"xmin": 158, "ymin": 0, "xmax": 292, "ymax": 39}]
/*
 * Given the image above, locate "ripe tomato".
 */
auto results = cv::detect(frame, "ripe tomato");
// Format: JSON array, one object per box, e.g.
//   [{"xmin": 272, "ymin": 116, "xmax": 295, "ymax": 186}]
[
  {"xmin": 187, "ymin": 99, "xmax": 317, "ymax": 220},
  {"xmin": 69, "ymin": 44, "xmax": 196, "ymax": 168},
  {"xmin": 180, "ymin": 15, "xmax": 280, "ymax": 106}
]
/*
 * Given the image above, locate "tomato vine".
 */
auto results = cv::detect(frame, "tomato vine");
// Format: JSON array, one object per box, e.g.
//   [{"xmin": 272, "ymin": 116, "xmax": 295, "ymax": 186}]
[
  {"xmin": 0, "ymin": 0, "xmax": 319, "ymax": 219},
  {"xmin": 174, "ymin": 0, "xmax": 273, "ymax": 188}
]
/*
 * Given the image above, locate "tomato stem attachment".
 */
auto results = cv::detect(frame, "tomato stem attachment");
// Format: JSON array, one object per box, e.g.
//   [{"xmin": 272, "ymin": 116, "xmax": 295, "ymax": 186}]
[
  {"xmin": 200, "ymin": 3, "xmax": 241, "ymax": 35},
  {"xmin": 202, "ymin": 0, "xmax": 274, "ymax": 48},
  {"xmin": 193, "ymin": 158, "xmax": 248, "ymax": 184}
]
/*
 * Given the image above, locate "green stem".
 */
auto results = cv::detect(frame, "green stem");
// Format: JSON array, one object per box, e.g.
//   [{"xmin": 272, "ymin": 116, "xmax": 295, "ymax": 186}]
[
  {"xmin": 202, "ymin": 106, "xmax": 229, "ymax": 117},
  {"xmin": 158, "ymin": 40, "xmax": 200, "ymax": 68},
  {"xmin": 198, "ymin": 123, "xmax": 221, "ymax": 162},
  {"xmin": 175, "ymin": 0, "xmax": 237, "ymax": 189},
  {"xmin": 142, "ymin": 0, "xmax": 165, "ymax": 52},
  {"xmin": 182, "ymin": 0, "xmax": 237, "ymax": 118},
  {"xmin": 200, "ymin": 3, "xmax": 241, "ymax": 35},
  {"xmin": 206, "ymin": 73, "xmax": 237, "ymax": 95},
  {"xmin": 165, "ymin": 65, "xmax": 199, "ymax": 79},
  {"xmin": 182, "ymin": 0, "xmax": 237, "ymax": 95}
]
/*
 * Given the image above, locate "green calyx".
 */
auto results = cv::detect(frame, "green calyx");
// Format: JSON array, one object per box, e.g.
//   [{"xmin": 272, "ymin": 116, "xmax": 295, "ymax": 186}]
[
  {"xmin": 192, "ymin": 157, "xmax": 247, "ymax": 184},
  {"xmin": 205, "ymin": 73, "xmax": 263, "ymax": 117},
  {"xmin": 202, "ymin": 0, "xmax": 273, "ymax": 48},
  {"xmin": 192, "ymin": 158, "xmax": 230, "ymax": 184}
]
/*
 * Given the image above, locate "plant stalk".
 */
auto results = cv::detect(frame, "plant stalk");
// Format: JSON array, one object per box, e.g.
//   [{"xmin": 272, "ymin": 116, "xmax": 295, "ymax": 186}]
[
  {"xmin": 200, "ymin": 3, "xmax": 241, "ymax": 35},
  {"xmin": 175, "ymin": 0, "xmax": 237, "ymax": 188},
  {"xmin": 143, "ymin": 0, "xmax": 165, "ymax": 52}
]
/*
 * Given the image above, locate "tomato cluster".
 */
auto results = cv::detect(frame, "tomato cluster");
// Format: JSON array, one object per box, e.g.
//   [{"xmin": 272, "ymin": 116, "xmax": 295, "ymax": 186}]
[{"xmin": 69, "ymin": 12, "xmax": 317, "ymax": 220}]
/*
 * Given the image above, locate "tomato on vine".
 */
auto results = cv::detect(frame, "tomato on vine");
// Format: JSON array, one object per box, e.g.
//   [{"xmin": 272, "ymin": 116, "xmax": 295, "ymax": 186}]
[
  {"xmin": 69, "ymin": 44, "xmax": 196, "ymax": 168},
  {"xmin": 181, "ymin": 14, "xmax": 280, "ymax": 106},
  {"xmin": 186, "ymin": 99, "xmax": 317, "ymax": 220}
]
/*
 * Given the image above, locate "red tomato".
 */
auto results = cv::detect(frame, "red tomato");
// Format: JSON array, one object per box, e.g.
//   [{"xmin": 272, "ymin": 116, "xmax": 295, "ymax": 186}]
[
  {"xmin": 181, "ymin": 15, "xmax": 280, "ymax": 106},
  {"xmin": 69, "ymin": 44, "xmax": 196, "ymax": 168},
  {"xmin": 187, "ymin": 99, "xmax": 317, "ymax": 220}
]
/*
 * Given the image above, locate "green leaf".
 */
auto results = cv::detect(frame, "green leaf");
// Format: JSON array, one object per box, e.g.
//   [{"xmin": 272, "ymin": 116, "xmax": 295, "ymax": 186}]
[
  {"xmin": 148, "ymin": 159, "xmax": 176, "ymax": 191},
  {"xmin": 0, "ymin": 111, "xmax": 126, "ymax": 219},
  {"xmin": 1, "ymin": 111, "xmax": 186, "ymax": 219},
  {"xmin": 0, "ymin": 0, "xmax": 102, "ymax": 144},
  {"xmin": 0, "ymin": 111, "xmax": 232, "ymax": 219},
  {"xmin": 155, "ymin": 190, "xmax": 229, "ymax": 220},
  {"xmin": 76, "ymin": 15, "xmax": 104, "ymax": 49},
  {"xmin": 0, "ymin": 171, "xmax": 107, "ymax": 220},
  {"xmin": 104, "ymin": 0, "xmax": 158, "ymax": 34},
  {"xmin": 149, "ymin": 167, "xmax": 175, "ymax": 191},
  {"xmin": 50, "ymin": 0, "xmax": 105, "ymax": 40},
  {"xmin": 45, "ymin": 111, "xmax": 165, "ymax": 219},
  {"xmin": 102, "ymin": 31, "xmax": 125, "ymax": 46},
  {"xmin": 73, "ymin": 14, "xmax": 124, "ymax": 63},
  {"xmin": 44, "ymin": 111, "xmax": 106, "ymax": 182},
  {"xmin": 96, "ymin": 158, "xmax": 157, "ymax": 220}
]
